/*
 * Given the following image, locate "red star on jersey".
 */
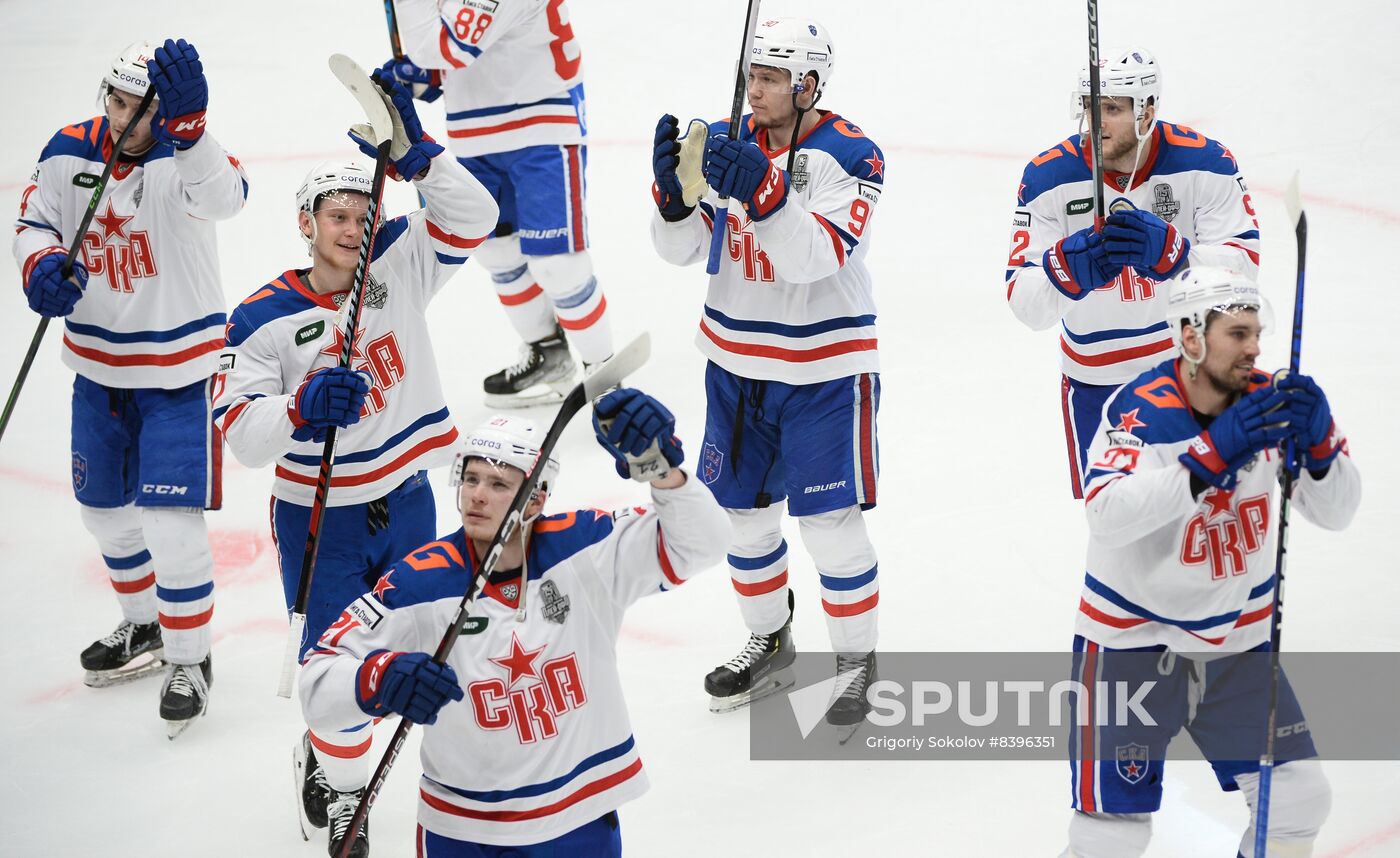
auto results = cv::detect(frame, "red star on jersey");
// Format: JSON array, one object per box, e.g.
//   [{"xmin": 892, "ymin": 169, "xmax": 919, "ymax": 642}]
[
  {"xmin": 93, "ymin": 201, "xmax": 132, "ymax": 241},
  {"xmin": 1124, "ymin": 761, "xmax": 1141, "ymax": 777},
  {"xmin": 371, "ymin": 571, "xmax": 396, "ymax": 600},
  {"xmin": 1115, "ymin": 408, "xmax": 1147, "ymax": 434},
  {"xmin": 490, "ymin": 631, "xmax": 546, "ymax": 687},
  {"xmin": 1203, "ymin": 488, "xmax": 1234, "ymax": 519},
  {"xmin": 319, "ymin": 327, "xmax": 363, "ymax": 363},
  {"xmin": 864, "ymin": 149, "xmax": 885, "ymax": 180}
]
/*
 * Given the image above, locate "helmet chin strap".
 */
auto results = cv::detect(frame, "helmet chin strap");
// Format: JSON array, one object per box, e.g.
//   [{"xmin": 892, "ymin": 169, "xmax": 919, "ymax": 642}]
[
  {"xmin": 1182, "ymin": 333, "xmax": 1207, "ymax": 380},
  {"xmin": 786, "ymin": 80, "xmax": 822, "ymax": 173}
]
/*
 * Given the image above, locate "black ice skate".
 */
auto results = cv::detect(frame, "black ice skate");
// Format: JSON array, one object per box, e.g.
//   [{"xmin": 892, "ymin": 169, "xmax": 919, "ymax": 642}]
[
  {"xmin": 294, "ymin": 731, "xmax": 331, "ymax": 839},
  {"xmin": 80, "ymin": 619, "xmax": 165, "ymax": 688},
  {"xmin": 704, "ymin": 591, "xmax": 796, "ymax": 713},
  {"xmin": 482, "ymin": 327, "xmax": 576, "ymax": 408},
  {"xmin": 159, "ymin": 655, "xmax": 212, "ymax": 740},
  {"xmin": 326, "ymin": 788, "xmax": 370, "ymax": 858},
  {"xmin": 826, "ymin": 651, "xmax": 877, "ymax": 745}
]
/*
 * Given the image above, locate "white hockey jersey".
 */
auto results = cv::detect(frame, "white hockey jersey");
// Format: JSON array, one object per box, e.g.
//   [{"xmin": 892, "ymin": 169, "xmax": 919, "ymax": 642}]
[
  {"xmin": 651, "ymin": 112, "xmax": 885, "ymax": 385},
  {"xmin": 395, "ymin": 0, "xmax": 586, "ymax": 158},
  {"xmin": 1005, "ymin": 123, "xmax": 1261, "ymax": 385},
  {"xmin": 13, "ymin": 116, "xmax": 247, "ymax": 389},
  {"xmin": 1077, "ymin": 360, "xmax": 1360, "ymax": 653},
  {"xmin": 212, "ymin": 155, "xmax": 497, "ymax": 506},
  {"xmin": 299, "ymin": 473, "xmax": 729, "ymax": 845}
]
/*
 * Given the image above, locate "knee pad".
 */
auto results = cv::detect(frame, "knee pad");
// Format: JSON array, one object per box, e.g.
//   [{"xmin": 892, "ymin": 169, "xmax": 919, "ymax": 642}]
[
  {"xmin": 529, "ymin": 251, "xmax": 610, "ymax": 361},
  {"xmin": 1065, "ymin": 811, "xmax": 1152, "ymax": 858},
  {"xmin": 80, "ymin": 503, "xmax": 145, "ymax": 557},
  {"xmin": 141, "ymin": 507, "xmax": 213, "ymax": 581},
  {"xmin": 726, "ymin": 505, "xmax": 785, "ymax": 556},
  {"xmin": 1235, "ymin": 759, "xmax": 1331, "ymax": 857},
  {"xmin": 473, "ymin": 234, "xmax": 527, "ymax": 276},
  {"xmin": 527, "ymin": 251, "xmax": 594, "ymax": 299},
  {"xmin": 797, "ymin": 506, "xmax": 877, "ymax": 573}
]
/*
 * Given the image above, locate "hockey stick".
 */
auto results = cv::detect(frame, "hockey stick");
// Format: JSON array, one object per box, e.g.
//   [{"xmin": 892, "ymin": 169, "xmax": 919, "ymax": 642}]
[
  {"xmin": 383, "ymin": 0, "xmax": 406, "ymax": 60},
  {"xmin": 0, "ymin": 85, "xmax": 158, "ymax": 445},
  {"xmin": 1253, "ymin": 173, "xmax": 1307, "ymax": 857},
  {"xmin": 1085, "ymin": 0, "xmax": 1106, "ymax": 229},
  {"xmin": 276, "ymin": 55, "xmax": 396, "ymax": 699},
  {"xmin": 334, "ymin": 332, "xmax": 651, "ymax": 858},
  {"xmin": 703, "ymin": 0, "xmax": 763, "ymax": 275}
]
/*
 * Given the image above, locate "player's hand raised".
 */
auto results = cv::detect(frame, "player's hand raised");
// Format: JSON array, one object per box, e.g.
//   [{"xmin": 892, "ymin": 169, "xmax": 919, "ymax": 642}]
[
  {"xmin": 382, "ymin": 56, "xmax": 443, "ymax": 103},
  {"xmin": 1043, "ymin": 225, "xmax": 1117, "ymax": 300},
  {"xmin": 703, "ymin": 134, "xmax": 788, "ymax": 222},
  {"xmin": 147, "ymin": 39, "xmax": 208, "ymax": 150},
  {"xmin": 23, "ymin": 251, "xmax": 87, "ymax": 317},
  {"xmin": 593, "ymin": 388, "xmax": 684, "ymax": 482},
  {"xmin": 1276, "ymin": 372, "xmax": 1340, "ymax": 471},
  {"xmin": 652, "ymin": 115, "xmax": 693, "ymax": 221},
  {"xmin": 1103, "ymin": 204, "xmax": 1191, "ymax": 279},
  {"xmin": 1179, "ymin": 387, "xmax": 1291, "ymax": 490},
  {"xmin": 348, "ymin": 65, "xmax": 445, "ymax": 181}
]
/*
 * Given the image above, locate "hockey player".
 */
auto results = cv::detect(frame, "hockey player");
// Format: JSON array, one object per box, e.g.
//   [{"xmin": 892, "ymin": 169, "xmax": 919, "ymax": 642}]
[
  {"xmin": 1062, "ymin": 268, "xmax": 1359, "ymax": 858},
  {"xmin": 1005, "ymin": 48, "xmax": 1262, "ymax": 498},
  {"xmin": 213, "ymin": 71, "xmax": 497, "ymax": 857},
  {"xmin": 649, "ymin": 18, "xmax": 885, "ymax": 724},
  {"xmin": 299, "ymin": 392, "xmax": 728, "ymax": 855},
  {"xmin": 13, "ymin": 39, "xmax": 247, "ymax": 736},
  {"xmin": 381, "ymin": 0, "xmax": 615, "ymax": 407}
]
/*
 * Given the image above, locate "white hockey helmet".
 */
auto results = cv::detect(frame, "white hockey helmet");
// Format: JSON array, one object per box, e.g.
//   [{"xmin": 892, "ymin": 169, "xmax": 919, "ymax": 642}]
[
  {"xmin": 1075, "ymin": 47, "xmax": 1162, "ymax": 140},
  {"xmin": 295, "ymin": 160, "xmax": 376, "ymax": 251},
  {"xmin": 1166, "ymin": 267, "xmax": 1274, "ymax": 364},
  {"xmin": 104, "ymin": 40, "xmax": 159, "ymax": 98},
  {"xmin": 751, "ymin": 17, "xmax": 835, "ymax": 101},
  {"xmin": 450, "ymin": 415, "xmax": 560, "ymax": 498}
]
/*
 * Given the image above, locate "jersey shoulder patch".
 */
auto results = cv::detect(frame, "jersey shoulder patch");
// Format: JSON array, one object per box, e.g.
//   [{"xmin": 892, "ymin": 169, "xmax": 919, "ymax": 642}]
[
  {"xmin": 225, "ymin": 270, "xmax": 321, "ymax": 348},
  {"xmin": 373, "ymin": 531, "xmax": 476, "ymax": 610},
  {"xmin": 1019, "ymin": 136, "xmax": 1091, "ymax": 205},
  {"xmin": 1107, "ymin": 361, "xmax": 1204, "ymax": 444},
  {"xmin": 1153, "ymin": 123, "xmax": 1240, "ymax": 178},
  {"xmin": 41, "ymin": 117, "xmax": 108, "ymax": 164},
  {"xmin": 802, "ymin": 113, "xmax": 885, "ymax": 185},
  {"xmin": 530, "ymin": 509, "xmax": 616, "ymax": 574}
]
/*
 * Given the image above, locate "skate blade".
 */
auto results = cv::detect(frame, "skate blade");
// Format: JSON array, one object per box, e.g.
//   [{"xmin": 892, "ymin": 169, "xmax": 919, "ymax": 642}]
[
  {"xmin": 832, "ymin": 718, "xmax": 867, "ymax": 746},
  {"xmin": 292, "ymin": 743, "xmax": 312, "ymax": 840},
  {"xmin": 166, "ymin": 717, "xmax": 197, "ymax": 740},
  {"xmin": 483, "ymin": 388, "xmax": 567, "ymax": 409},
  {"xmin": 83, "ymin": 653, "xmax": 167, "ymax": 688},
  {"xmin": 708, "ymin": 672, "xmax": 796, "ymax": 714}
]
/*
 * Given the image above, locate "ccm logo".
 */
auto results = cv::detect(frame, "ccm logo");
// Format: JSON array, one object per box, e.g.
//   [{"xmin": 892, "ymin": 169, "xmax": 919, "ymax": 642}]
[{"xmin": 143, "ymin": 484, "xmax": 188, "ymax": 495}]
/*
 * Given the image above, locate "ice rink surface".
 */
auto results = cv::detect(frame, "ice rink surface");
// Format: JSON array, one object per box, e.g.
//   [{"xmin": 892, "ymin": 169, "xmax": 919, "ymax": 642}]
[{"xmin": 2, "ymin": 1, "xmax": 1397, "ymax": 855}]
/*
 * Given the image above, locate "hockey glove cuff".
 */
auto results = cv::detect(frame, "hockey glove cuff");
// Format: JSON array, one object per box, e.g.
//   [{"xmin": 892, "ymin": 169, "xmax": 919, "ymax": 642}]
[
  {"xmin": 356, "ymin": 650, "xmax": 464, "ymax": 725},
  {"xmin": 1043, "ymin": 227, "xmax": 1115, "ymax": 300}
]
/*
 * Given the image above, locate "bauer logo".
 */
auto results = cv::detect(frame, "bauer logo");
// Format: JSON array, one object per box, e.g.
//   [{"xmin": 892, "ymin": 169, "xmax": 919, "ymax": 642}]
[
  {"xmin": 1066, "ymin": 198, "xmax": 1094, "ymax": 216},
  {"xmin": 1013, "ymin": 211, "xmax": 1031, "ymax": 228},
  {"xmin": 295, "ymin": 320, "xmax": 325, "ymax": 346},
  {"xmin": 73, "ymin": 173, "xmax": 100, "ymax": 189}
]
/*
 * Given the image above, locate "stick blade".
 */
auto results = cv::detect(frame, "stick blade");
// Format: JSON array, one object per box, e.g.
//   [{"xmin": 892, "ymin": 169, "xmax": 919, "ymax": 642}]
[
  {"xmin": 1284, "ymin": 171, "xmax": 1305, "ymax": 230},
  {"xmin": 328, "ymin": 53, "xmax": 395, "ymax": 145},
  {"xmin": 583, "ymin": 333, "xmax": 650, "ymax": 400}
]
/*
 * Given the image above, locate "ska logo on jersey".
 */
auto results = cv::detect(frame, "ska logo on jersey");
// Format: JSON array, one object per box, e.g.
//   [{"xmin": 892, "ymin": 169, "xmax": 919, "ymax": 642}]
[
  {"xmin": 1115, "ymin": 743, "xmax": 1149, "ymax": 784},
  {"xmin": 80, "ymin": 201, "xmax": 157, "ymax": 294},
  {"xmin": 318, "ymin": 329, "xmax": 406, "ymax": 416},
  {"xmin": 702, "ymin": 443, "xmax": 724, "ymax": 485},
  {"xmin": 1180, "ymin": 490, "xmax": 1270, "ymax": 580},
  {"xmin": 469, "ymin": 632, "xmax": 588, "ymax": 744},
  {"xmin": 1152, "ymin": 184, "xmax": 1180, "ymax": 222}
]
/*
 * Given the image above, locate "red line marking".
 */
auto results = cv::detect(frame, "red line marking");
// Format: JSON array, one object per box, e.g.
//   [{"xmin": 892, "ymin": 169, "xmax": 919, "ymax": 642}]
[{"xmin": 1323, "ymin": 819, "xmax": 1400, "ymax": 858}]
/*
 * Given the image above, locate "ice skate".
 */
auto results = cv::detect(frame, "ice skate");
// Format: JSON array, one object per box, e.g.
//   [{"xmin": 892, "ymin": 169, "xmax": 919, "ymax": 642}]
[
  {"xmin": 826, "ymin": 651, "xmax": 876, "ymax": 745},
  {"xmin": 293, "ymin": 731, "xmax": 330, "ymax": 839},
  {"xmin": 482, "ymin": 327, "xmax": 576, "ymax": 408},
  {"xmin": 80, "ymin": 619, "xmax": 165, "ymax": 688},
  {"xmin": 704, "ymin": 591, "xmax": 796, "ymax": 713},
  {"xmin": 326, "ymin": 787, "xmax": 370, "ymax": 858},
  {"xmin": 159, "ymin": 655, "xmax": 212, "ymax": 740}
]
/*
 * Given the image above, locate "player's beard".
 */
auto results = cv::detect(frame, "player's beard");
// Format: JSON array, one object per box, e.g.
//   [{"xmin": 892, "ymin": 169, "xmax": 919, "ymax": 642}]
[{"xmin": 1202, "ymin": 358, "xmax": 1254, "ymax": 398}]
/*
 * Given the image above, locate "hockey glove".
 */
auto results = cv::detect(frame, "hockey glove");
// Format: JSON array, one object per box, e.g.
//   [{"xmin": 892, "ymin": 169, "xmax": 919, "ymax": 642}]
[
  {"xmin": 1179, "ymin": 387, "xmax": 1292, "ymax": 490},
  {"xmin": 289, "ymin": 367, "xmax": 371, "ymax": 442},
  {"xmin": 1276, "ymin": 371, "xmax": 1342, "ymax": 471},
  {"xmin": 348, "ymin": 65, "xmax": 445, "ymax": 181},
  {"xmin": 592, "ymin": 388, "xmax": 684, "ymax": 482},
  {"xmin": 23, "ymin": 250, "xmax": 87, "ymax": 317},
  {"xmin": 147, "ymin": 39, "xmax": 208, "ymax": 149},
  {"xmin": 1043, "ymin": 226, "xmax": 1117, "ymax": 300},
  {"xmin": 1103, "ymin": 205, "xmax": 1191, "ymax": 279},
  {"xmin": 703, "ymin": 134, "xmax": 788, "ymax": 222},
  {"xmin": 652, "ymin": 115, "xmax": 691, "ymax": 221},
  {"xmin": 382, "ymin": 56, "xmax": 443, "ymax": 103},
  {"xmin": 355, "ymin": 651, "xmax": 463, "ymax": 725}
]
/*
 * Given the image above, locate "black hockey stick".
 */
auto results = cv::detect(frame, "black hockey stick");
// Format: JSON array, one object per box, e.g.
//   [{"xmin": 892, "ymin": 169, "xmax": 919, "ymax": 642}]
[
  {"xmin": 335, "ymin": 333, "xmax": 651, "ymax": 858},
  {"xmin": 0, "ymin": 85, "xmax": 158, "ymax": 446},
  {"xmin": 703, "ymin": 0, "xmax": 763, "ymax": 275},
  {"xmin": 1254, "ymin": 173, "xmax": 1307, "ymax": 857},
  {"xmin": 383, "ymin": 0, "xmax": 406, "ymax": 60},
  {"xmin": 1085, "ymin": 0, "xmax": 1106, "ymax": 229},
  {"xmin": 277, "ymin": 55, "xmax": 396, "ymax": 698}
]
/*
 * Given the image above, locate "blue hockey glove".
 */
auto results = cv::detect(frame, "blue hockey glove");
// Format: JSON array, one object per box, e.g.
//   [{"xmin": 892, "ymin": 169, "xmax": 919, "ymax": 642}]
[
  {"xmin": 652, "ymin": 114, "xmax": 693, "ymax": 222},
  {"xmin": 147, "ymin": 39, "xmax": 208, "ymax": 149},
  {"xmin": 24, "ymin": 251, "xmax": 87, "ymax": 317},
  {"xmin": 1043, "ymin": 226, "xmax": 1117, "ymax": 300},
  {"xmin": 1103, "ymin": 204, "xmax": 1191, "ymax": 279},
  {"xmin": 1276, "ymin": 371, "xmax": 1340, "ymax": 471},
  {"xmin": 347, "ymin": 65, "xmax": 445, "ymax": 181},
  {"xmin": 382, "ymin": 56, "xmax": 442, "ymax": 103},
  {"xmin": 289, "ymin": 367, "xmax": 371, "ymax": 442},
  {"xmin": 1179, "ymin": 387, "xmax": 1292, "ymax": 490},
  {"xmin": 703, "ymin": 134, "xmax": 788, "ymax": 221},
  {"xmin": 592, "ymin": 388, "xmax": 684, "ymax": 482},
  {"xmin": 355, "ymin": 651, "xmax": 463, "ymax": 725}
]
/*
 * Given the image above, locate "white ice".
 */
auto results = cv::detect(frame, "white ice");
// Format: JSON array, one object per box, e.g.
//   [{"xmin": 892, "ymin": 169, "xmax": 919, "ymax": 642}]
[{"xmin": 2, "ymin": 1, "xmax": 1397, "ymax": 855}]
